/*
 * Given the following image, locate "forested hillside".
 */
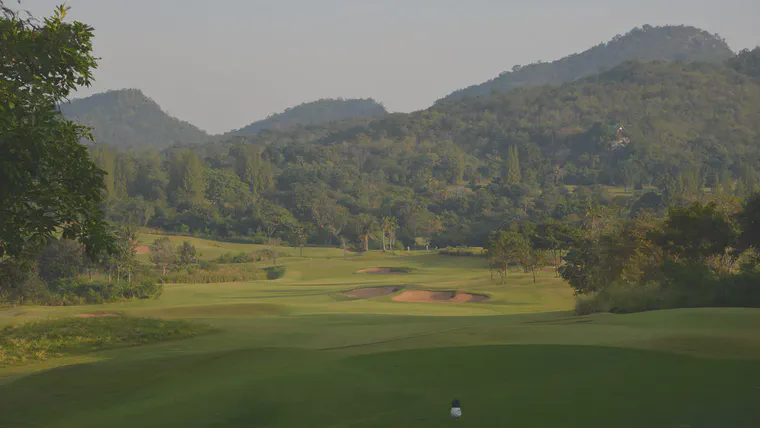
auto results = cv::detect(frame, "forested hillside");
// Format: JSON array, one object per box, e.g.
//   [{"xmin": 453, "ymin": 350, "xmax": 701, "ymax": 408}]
[
  {"xmin": 727, "ymin": 47, "xmax": 760, "ymax": 79},
  {"xmin": 440, "ymin": 25, "xmax": 734, "ymax": 103},
  {"xmin": 60, "ymin": 89, "xmax": 210, "ymax": 150},
  {"xmin": 90, "ymin": 55, "xmax": 760, "ymax": 251},
  {"xmin": 228, "ymin": 98, "xmax": 388, "ymax": 136}
]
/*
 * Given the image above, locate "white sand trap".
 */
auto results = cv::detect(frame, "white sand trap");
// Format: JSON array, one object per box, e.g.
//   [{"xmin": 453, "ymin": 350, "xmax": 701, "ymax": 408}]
[
  {"xmin": 356, "ymin": 267, "xmax": 407, "ymax": 274},
  {"xmin": 343, "ymin": 286, "xmax": 402, "ymax": 299},
  {"xmin": 392, "ymin": 290, "xmax": 489, "ymax": 303}
]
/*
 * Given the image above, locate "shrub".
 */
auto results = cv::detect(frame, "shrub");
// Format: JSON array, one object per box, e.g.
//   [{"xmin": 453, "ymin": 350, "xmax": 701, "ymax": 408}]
[
  {"xmin": 199, "ymin": 261, "xmax": 220, "ymax": 271},
  {"xmin": 0, "ymin": 316, "xmax": 211, "ymax": 367},
  {"xmin": 439, "ymin": 247, "xmax": 486, "ymax": 257},
  {"xmin": 576, "ymin": 268, "xmax": 760, "ymax": 315},
  {"xmin": 0, "ymin": 259, "xmax": 50, "ymax": 305},
  {"xmin": 575, "ymin": 281, "xmax": 668, "ymax": 315},
  {"xmin": 49, "ymin": 278, "xmax": 163, "ymax": 305},
  {"xmin": 265, "ymin": 266, "xmax": 286, "ymax": 280},
  {"xmin": 215, "ymin": 252, "xmax": 253, "ymax": 264},
  {"xmin": 154, "ymin": 264, "xmax": 284, "ymax": 284},
  {"xmin": 134, "ymin": 280, "xmax": 164, "ymax": 300}
]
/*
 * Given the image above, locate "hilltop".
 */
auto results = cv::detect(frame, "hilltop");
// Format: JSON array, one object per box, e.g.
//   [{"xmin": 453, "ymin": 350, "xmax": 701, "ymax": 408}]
[
  {"xmin": 439, "ymin": 25, "xmax": 734, "ymax": 103},
  {"xmin": 228, "ymin": 98, "xmax": 388, "ymax": 136},
  {"xmin": 59, "ymin": 89, "xmax": 210, "ymax": 150}
]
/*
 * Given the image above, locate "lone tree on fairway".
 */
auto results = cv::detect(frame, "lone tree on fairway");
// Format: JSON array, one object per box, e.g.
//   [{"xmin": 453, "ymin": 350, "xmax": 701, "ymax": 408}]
[
  {"xmin": 0, "ymin": 3, "xmax": 114, "ymax": 259},
  {"xmin": 176, "ymin": 241, "xmax": 198, "ymax": 268},
  {"xmin": 149, "ymin": 237, "xmax": 176, "ymax": 274},
  {"xmin": 259, "ymin": 248, "xmax": 278, "ymax": 265},
  {"xmin": 535, "ymin": 220, "xmax": 579, "ymax": 277},
  {"xmin": 487, "ymin": 229, "xmax": 527, "ymax": 284},
  {"xmin": 291, "ymin": 223, "xmax": 311, "ymax": 257},
  {"xmin": 105, "ymin": 225, "xmax": 137, "ymax": 285},
  {"xmin": 519, "ymin": 245, "xmax": 550, "ymax": 284}
]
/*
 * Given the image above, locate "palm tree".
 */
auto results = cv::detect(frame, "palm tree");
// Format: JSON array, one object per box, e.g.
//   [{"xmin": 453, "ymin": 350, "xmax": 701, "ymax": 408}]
[
  {"xmin": 380, "ymin": 216, "xmax": 399, "ymax": 251},
  {"xmin": 357, "ymin": 214, "xmax": 376, "ymax": 252}
]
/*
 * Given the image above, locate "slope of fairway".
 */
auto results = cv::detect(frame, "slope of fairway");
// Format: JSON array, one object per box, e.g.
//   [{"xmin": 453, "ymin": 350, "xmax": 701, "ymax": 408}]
[
  {"xmin": 1, "ymin": 240, "xmax": 759, "ymax": 427},
  {"xmin": 2, "ymin": 343, "xmax": 759, "ymax": 428}
]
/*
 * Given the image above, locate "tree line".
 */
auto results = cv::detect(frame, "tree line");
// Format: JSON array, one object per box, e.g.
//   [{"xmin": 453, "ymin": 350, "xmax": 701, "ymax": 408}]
[{"xmin": 484, "ymin": 192, "xmax": 760, "ymax": 314}]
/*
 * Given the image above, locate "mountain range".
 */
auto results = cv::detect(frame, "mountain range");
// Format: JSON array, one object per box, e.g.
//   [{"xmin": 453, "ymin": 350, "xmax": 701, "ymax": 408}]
[{"xmin": 60, "ymin": 25, "xmax": 745, "ymax": 151}]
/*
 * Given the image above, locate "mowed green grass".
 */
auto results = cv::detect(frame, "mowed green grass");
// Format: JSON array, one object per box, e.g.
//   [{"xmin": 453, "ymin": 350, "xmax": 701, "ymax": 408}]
[{"xmin": 1, "ymin": 238, "xmax": 760, "ymax": 427}]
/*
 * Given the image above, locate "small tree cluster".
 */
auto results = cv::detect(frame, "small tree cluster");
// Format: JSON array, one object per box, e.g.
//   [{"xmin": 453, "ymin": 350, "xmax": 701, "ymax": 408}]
[
  {"xmin": 560, "ymin": 195, "xmax": 760, "ymax": 313},
  {"xmin": 486, "ymin": 221, "xmax": 568, "ymax": 284},
  {"xmin": 149, "ymin": 238, "xmax": 198, "ymax": 274}
]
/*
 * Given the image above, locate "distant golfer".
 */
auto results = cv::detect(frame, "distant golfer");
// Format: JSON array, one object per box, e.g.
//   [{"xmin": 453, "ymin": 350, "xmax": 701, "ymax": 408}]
[{"xmin": 450, "ymin": 399, "xmax": 462, "ymax": 419}]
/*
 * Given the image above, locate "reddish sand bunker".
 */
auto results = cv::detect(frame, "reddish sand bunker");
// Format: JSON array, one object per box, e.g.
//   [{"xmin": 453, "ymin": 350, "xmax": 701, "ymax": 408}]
[
  {"xmin": 343, "ymin": 286, "xmax": 402, "ymax": 299},
  {"xmin": 75, "ymin": 313, "xmax": 119, "ymax": 318},
  {"xmin": 135, "ymin": 245, "xmax": 150, "ymax": 255},
  {"xmin": 392, "ymin": 290, "xmax": 489, "ymax": 303},
  {"xmin": 356, "ymin": 268, "xmax": 406, "ymax": 274}
]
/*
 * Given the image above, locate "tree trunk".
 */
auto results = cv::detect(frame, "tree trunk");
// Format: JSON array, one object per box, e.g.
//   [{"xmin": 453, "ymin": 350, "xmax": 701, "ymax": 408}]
[
  {"xmin": 382, "ymin": 233, "xmax": 387, "ymax": 252},
  {"xmin": 162, "ymin": 265, "xmax": 167, "ymax": 275},
  {"xmin": 532, "ymin": 269, "xmax": 537, "ymax": 284},
  {"xmin": 300, "ymin": 246, "xmax": 303, "ymax": 257},
  {"xmin": 363, "ymin": 236, "xmax": 369, "ymax": 252}
]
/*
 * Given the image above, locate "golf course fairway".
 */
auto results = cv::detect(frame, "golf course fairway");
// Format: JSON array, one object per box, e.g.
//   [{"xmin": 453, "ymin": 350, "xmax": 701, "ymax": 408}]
[{"xmin": 1, "ymin": 239, "xmax": 759, "ymax": 427}]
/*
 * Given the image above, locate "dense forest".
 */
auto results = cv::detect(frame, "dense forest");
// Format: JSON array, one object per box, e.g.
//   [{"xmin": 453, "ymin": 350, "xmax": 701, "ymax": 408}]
[
  {"xmin": 227, "ymin": 98, "xmax": 388, "ymax": 136},
  {"xmin": 440, "ymin": 25, "xmax": 734, "ymax": 103},
  {"xmin": 85, "ymin": 50, "xmax": 760, "ymax": 253}
]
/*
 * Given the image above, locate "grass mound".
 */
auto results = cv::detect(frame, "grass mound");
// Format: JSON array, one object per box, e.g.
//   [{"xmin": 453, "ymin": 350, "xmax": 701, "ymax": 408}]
[{"xmin": 0, "ymin": 316, "xmax": 210, "ymax": 367}]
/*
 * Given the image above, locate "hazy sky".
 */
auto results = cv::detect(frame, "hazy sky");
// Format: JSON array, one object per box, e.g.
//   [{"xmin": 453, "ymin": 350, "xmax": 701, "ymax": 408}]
[{"xmin": 23, "ymin": 0, "xmax": 760, "ymax": 133}]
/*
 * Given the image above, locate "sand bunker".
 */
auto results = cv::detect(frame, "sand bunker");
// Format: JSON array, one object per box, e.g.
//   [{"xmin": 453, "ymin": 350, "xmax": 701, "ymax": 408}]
[
  {"xmin": 135, "ymin": 245, "xmax": 150, "ymax": 255},
  {"xmin": 343, "ymin": 286, "xmax": 402, "ymax": 299},
  {"xmin": 356, "ymin": 267, "xmax": 408, "ymax": 275},
  {"xmin": 75, "ymin": 313, "xmax": 119, "ymax": 318},
  {"xmin": 392, "ymin": 290, "xmax": 489, "ymax": 303}
]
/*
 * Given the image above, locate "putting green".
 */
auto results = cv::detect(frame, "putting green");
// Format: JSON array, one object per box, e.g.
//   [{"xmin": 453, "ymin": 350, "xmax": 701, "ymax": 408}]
[{"xmin": 1, "ymin": 243, "xmax": 759, "ymax": 427}]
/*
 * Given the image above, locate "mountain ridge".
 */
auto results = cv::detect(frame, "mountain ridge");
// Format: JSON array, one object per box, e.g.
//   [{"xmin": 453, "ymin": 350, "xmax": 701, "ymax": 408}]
[
  {"xmin": 437, "ymin": 24, "xmax": 735, "ymax": 103},
  {"xmin": 227, "ymin": 98, "xmax": 388, "ymax": 137},
  {"xmin": 61, "ymin": 24, "xmax": 742, "ymax": 150}
]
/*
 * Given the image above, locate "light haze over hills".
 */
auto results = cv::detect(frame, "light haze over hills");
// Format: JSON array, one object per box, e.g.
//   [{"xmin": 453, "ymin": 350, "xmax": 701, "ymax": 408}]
[
  {"xmin": 23, "ymin": 0, "xmax": 760, "ymax": 133},
  {"xmin": 59, "ymin": 24, "xmax": 749, "ymax": 150}
]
